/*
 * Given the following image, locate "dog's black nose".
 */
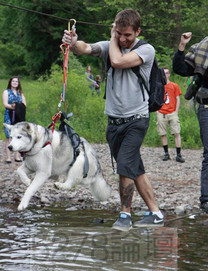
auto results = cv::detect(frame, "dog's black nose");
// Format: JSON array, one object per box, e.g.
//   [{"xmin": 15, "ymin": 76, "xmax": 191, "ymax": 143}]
[{"xmin": 8, "ymin": 145, "xmax": 13, "ymax": 151}]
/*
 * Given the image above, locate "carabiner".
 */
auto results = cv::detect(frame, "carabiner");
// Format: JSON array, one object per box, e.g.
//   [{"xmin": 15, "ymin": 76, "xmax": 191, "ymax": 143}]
[
  {"xmin": 68, "ymin": 18, "xmax": 76, "ymax": 32},
  {"xmin": 60, "ymin": 18, "xmax": 76, "ymax": 54}
]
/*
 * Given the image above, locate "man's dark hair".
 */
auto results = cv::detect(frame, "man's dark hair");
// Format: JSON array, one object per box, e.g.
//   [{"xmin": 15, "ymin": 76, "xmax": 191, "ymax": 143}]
[{"xmin": 115, "ymin": 9, "xmax": 141, "ymax": 32}]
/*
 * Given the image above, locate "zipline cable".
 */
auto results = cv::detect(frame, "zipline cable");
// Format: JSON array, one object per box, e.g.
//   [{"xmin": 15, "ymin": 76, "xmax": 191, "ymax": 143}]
[
  {"xmin": 0, "ymin": 1, "xmax": 110, "ymax": 27},
  {"xmin": 0, "ymin": 1, "xmax": 205, "ymax": 38}
]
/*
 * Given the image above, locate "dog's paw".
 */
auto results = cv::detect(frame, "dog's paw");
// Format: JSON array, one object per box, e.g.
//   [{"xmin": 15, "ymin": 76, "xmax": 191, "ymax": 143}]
[
  {"xmin": 18, "ymin": 201, "xmax": 28, "ymax": 211},
  {"xmin": 20, "ymin": 178, "xmax": 31, "ymax": 187},
  {"xmin": 54, "ymin": 182, "xmax": 68, "ymax": 190},
  {"xmin": 24, "ymin": 180, "xmax": 31, "ymax": 187}
]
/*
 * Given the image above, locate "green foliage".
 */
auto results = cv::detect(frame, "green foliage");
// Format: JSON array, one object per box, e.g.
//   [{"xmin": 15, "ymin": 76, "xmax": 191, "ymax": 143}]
[
  {"xmin": 0, "ymin": 58, "xmax": 107, "ymax": 143},
  {"xmin": 0, "ymin": 66, "xmax": 202, "ymax": 149},
  {"xmin": 0, "ymin": 42, "xmax": 27, "ymax": 78},
  {"xmin": 0, "ymin": 0, "xmax": 207, "ymax": 148},
  {"xmin": 0, "ymin": 0, "xmax": 207, "ymax": 76}
]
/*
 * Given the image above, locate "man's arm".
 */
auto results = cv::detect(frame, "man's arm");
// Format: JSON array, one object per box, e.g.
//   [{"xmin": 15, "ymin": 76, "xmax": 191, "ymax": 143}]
[
  {"xmin": 175, "ymin": 95, "xmax": 180, "ymax": 113},
  {"xmin": 109, "ymin": 24, "xmax": 143, "ymax": 69},
  {"xmin": 178, "ymin": 32, "xmax": 192, "ymax": 51},
  {"xmin": 62, "ymin": 29, "xmax": 101, "ymax": 56},
  {"xmin": 172, "ymin": 32, "xmax": 194, "ymax": 76}
]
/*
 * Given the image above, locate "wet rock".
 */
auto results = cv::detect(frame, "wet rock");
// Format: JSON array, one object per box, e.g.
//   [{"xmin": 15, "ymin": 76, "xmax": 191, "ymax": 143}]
[
  {"xmin": 66, "ymin": 206, "xmax": 78, "ymax": 211},
  {"xmin": 40, "ymin": 196, "xmax": 51, "ymax": 204},
  {"xmin": 93, "ymin": 218, "xmax": 104, "ymax": 224},
  {"xmin": 175, "ymin": 205, "xmax": 186, "ymax": 214}
]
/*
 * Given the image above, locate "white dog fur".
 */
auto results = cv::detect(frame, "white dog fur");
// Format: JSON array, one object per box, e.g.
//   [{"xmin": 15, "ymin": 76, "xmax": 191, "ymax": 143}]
[{"xmin": 4, "ymin": 122, "xmax": 111, "ymax": 211}]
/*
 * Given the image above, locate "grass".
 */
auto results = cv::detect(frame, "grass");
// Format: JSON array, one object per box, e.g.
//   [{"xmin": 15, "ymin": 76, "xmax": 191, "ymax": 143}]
[{"xmin": 0, "ymin": 68, "xmax": 202, "ymax": 149}]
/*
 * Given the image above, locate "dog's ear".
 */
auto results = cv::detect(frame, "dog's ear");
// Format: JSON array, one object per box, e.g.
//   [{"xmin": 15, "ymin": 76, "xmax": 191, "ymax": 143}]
[
  {"xmin": 22, "ymin": 122, "xmax": 32, "ymax": 134},
  {"xmin": 26, "ymin": 123, "xmax": 31, "ymax": 130},
  {"xmin": 3, "ymin": 123, "xmax": 12, "ymax": 132}
]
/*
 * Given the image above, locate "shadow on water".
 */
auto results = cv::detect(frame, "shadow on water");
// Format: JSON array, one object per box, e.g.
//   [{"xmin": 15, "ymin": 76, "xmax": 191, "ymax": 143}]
[{"xmin": 0, "ymin": 204, "xmax": 208, "ymax": 271}]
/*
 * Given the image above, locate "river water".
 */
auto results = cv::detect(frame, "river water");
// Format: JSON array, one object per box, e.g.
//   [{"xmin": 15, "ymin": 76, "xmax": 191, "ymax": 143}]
[{"xmin": 0, "ymin": 204, "xmax": 208, "ymax": 271}]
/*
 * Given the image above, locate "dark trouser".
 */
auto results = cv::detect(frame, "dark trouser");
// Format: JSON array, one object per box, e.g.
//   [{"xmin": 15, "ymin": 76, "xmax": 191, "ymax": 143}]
[
  {"xmin": 106, "ymin": 118, "xmax": 149, "ymax": 181},
  {"xmin": 197, "ymin": 105, "xmax": 208, "ymax": 203}
]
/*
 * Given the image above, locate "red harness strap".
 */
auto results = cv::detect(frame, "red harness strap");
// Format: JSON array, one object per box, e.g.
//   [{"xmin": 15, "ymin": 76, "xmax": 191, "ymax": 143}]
[
  {"xmin": 48, "ymin": 112, "xmax": 61, "ymax": 133},
  {"xmin": 44, "ymin": 141, "xmax": 51, "ymax": 147},
  {"xmin": 20, "ymin": 141, "xmax": 51, "ymax": 159}
]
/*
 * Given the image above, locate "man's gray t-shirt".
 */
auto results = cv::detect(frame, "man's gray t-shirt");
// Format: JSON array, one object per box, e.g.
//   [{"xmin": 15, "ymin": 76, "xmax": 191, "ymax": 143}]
[{"xmin": 97, "ymin": 39, "xmax": 155, "ymax": 118}]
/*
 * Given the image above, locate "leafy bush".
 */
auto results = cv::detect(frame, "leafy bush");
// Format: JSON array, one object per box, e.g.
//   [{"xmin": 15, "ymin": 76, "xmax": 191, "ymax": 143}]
[
  {"xmin": 0, "ymin": 42, "xmax": 28, "ymax": 77},
  {"xmin": 0, "ymin": 59, "xmax": 202, "ymax": 149}
]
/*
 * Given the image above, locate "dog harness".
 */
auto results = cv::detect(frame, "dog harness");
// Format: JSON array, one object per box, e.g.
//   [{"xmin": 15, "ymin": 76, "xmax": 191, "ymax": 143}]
[{"xmin": 59, "ymin": 112, "xmax": 89, "ymax": 178}]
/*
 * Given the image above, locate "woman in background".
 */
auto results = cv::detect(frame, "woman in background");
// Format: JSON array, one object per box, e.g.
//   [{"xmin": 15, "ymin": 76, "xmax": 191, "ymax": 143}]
[{"xmin": 2, "ymin": 77, "xmax": 26, "ymax": 163}]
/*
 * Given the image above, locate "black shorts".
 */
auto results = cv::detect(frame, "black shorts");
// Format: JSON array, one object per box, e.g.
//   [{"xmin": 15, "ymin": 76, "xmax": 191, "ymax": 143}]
[{"xmin": 106, "ymin": 118, "xmax": 149, "ymax": 181}]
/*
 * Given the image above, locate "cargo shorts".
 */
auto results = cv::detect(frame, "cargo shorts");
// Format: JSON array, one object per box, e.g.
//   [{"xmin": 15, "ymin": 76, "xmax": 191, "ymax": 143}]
[
  {"xmin": 157, "ymin": 111, "xmax": 181, "ymax": 136},
  {"xmin": 106, "ymin": 117, "xmax": 149, "ymax": 181}
]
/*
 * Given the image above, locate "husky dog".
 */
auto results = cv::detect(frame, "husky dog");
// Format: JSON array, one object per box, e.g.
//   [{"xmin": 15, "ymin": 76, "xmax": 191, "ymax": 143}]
[{"xmin": 4, "ymin": 122, "xmax": 111, "ymax": 211}]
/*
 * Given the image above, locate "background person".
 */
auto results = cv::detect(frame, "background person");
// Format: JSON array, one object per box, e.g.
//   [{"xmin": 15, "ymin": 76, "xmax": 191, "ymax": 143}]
[
  {"xmin": 62, "ymin": 9, "xmax": 164, "ymax": 231},
  {"xmin": 85, "ymin": 65, "xmax": 95, "ymax": 90},
  {"xmin": 94, "ymin": 74, "xmax": 101, "ymax": 95},
  {"xmin": 2, "ymin": 77, "xmax": 26, "ymax": 163},
  {"xmin": 172, "ymin": 32, "xmax": 208, "ymax": 212},
  {"xmin": 156, "ymin": 68, "xmax": 185, "ymax": 163}
]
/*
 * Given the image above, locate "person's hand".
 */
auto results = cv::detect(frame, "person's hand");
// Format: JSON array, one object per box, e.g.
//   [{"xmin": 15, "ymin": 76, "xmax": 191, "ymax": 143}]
[
  {"xmin": 181, "ymin": 32, "xmax": 192, "ymax": 45},
  {"xmin": 179, "ymin": 32, "xmax": 192, "ymax": 51},
  {"xmin": 62, "ymin": 28, "xmax": 78, "ymax": 47},
  {"xmin": 111, "ymin": 23, "xmax": 116, "ymax": 39},
  {"xmin": 11, "ymin": 102, "xmax": 15, "ymax": 109}
]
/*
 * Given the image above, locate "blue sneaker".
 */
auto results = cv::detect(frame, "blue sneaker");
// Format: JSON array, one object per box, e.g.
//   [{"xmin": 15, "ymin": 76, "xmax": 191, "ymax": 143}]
[
  {"xmin": 112, "ymin": 213, "xmax": 132, "ymax": 232},
  {"xmin": 134, "ymin": 212, "xmax": 164, "ymax": 227}
]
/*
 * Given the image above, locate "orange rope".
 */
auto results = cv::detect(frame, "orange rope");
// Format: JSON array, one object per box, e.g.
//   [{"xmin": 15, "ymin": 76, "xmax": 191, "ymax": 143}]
[{"xmin": 48, "ymin": 19, "xmax": 76, "ymax": 131}]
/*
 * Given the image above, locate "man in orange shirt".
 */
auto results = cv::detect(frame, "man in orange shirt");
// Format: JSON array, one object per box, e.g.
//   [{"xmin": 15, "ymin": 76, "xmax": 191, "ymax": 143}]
[{"xmin": 157, "ymin": 68, "xmax": 185, "ymax": 163}]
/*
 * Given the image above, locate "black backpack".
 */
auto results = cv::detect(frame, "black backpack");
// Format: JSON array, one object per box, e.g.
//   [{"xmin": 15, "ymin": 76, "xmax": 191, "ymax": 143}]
[
  {"xmin": 9, "ymin": 102, "xmax": 26, "ymax": 125},
  {"xmin": 105, "ymin": 40, "xmax": 167, "ymax": 112}
]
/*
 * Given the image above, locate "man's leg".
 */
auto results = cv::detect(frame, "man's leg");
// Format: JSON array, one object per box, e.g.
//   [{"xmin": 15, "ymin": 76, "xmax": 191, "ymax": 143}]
[
  {"xmin": 134, "ymin": 173, "xmax": 159, "ymax": 212},
  {"xmin": 169, "ymin": 112, "xmax": 184, "ymax": 162},
  {"xmin": 161, "ymin": 135, "xmax": 170, "ymax": 161},
  {"xmin": 157, "ymin": 112, "xmax": 170, "ymax": 161},
  {"xmin": 111, "ymin": 118, "xmax": 149, "ymax": 231},
  {"xmin": 112, "ymin": 174, "xmax": 134, "ymax": 231},
  {"xmin": 198, "ymin": 106, "xmax": 208, "ymax": 212},
  {"xmin": 119, "ymin": 175, "xmax": 134, "ymax": 213},
  {"xmin": 175, "ymin": 133, "xmax": 181, "ymax": 148},
  {"xmin": 161, "ymin": 134, "xmax": 168, "ymax": 146},
  {"xmin": 175, "ymin": 133, "xmax": 185, "ymax": 162},
  {"xmin": 134, "ymin": 173, "xmax": 164, "ymax": 227}
]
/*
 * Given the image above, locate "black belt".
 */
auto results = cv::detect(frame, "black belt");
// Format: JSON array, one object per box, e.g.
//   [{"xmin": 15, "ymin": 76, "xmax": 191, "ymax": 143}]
[{"xmin": 108, "ymin": 114, "xmax": 149, "ymax": 125}]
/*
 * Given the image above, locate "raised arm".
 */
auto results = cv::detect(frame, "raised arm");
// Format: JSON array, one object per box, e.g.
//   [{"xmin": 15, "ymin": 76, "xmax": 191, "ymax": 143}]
[
  {"xmin": 62, "ymin": 29, "xmax": 101, "ymax": 56},
  {"xmin": 172, "ymin": 32, "xmax": 194, "ymax": 76},
  {"xmin": 178, "ymin": 32, "xmax": 192, "ymax": 52},
  {"xmin": 109, "ymin": 23, "xmax": 143, "ymax": 69}
]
